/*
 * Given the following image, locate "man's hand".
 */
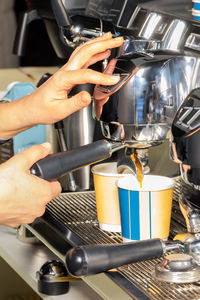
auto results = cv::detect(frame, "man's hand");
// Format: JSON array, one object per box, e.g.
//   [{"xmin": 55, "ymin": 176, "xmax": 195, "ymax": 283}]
[
  {"xmin": 19, "ymin": 33, "xmax": 123, "ymax": 125},
  {"xmin": 0, "ymin": 33, "xmax": 123, "ymax": 139},
  {"xmin": 0, "ymin": 143, "xmax": 61, "ymax": 227}
]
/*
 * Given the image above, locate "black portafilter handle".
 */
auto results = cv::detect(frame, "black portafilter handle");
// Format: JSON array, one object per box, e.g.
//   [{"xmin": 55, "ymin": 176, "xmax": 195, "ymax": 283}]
[
  {"xmin": 30, "ymin": 139, "xmax": 124, "ymax": 180},
  {"xmin": 65, "ymin": 239, "xmax": 164, "ymax": 277}
]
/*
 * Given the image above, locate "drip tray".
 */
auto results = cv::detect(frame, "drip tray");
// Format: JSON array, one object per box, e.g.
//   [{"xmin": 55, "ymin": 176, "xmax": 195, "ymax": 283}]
[{"xmin": 29, "ymin": 180, "xmax": 200, "ymax": 300}]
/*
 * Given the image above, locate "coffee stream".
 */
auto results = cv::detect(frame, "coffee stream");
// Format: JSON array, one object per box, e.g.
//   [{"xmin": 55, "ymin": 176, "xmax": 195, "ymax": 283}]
[{"xmin": 131, "ymin": 151, "xmax": 143, "ymax": 188}]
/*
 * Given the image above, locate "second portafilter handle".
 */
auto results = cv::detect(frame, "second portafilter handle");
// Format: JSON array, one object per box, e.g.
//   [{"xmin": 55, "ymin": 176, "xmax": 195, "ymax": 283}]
[
  {"xmin": 30, "ymin": 139, "xmax": 125, "ymax": 180},
  {"xmin": 65, "ymin": 239, "xmax": 184, "ymax": 277}
]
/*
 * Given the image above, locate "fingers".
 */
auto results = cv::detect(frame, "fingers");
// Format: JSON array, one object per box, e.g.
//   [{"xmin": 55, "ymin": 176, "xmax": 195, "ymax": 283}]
[
  {"xmin": 19, "ymin": 145, "xmax": 62, "ymax": 198},
  {"xmin": 56, "ymin": 68, "xmax": 120, "ymax": 90},
  {"xmin": 103, "ymin": 58, "xmax": 117, "ymax": 74},
  {"xmin": 65, "ymin": 35, "xmax": 123, "ymax": 71},
  {"xmin": 49, "ymin": 69, "xmax": 120, "ymax": 117},
  {"xmin": 93, "ymin": 59, "xmax": 118, "ymax": 101},
  {"xmin": 48, "ymin": 180, "xmax": 62, "ymax": 200},
  {"xmin": 68, "ymin": 32, "xmax": 113, "ymax": 60},
  {"xmin": 94, "ymin": 96, "xmax": 109, "ymax": 120},
  {"xmin": 83, "ymin": 50, "xmax": 111, "ymax": 69},
  {"xmin": 9, "ymin": 143, "xmax": 52, "ymax": 170},
  {"xmin": 61, "ymin": 91, "xmax": 92, "ymax": 116}
]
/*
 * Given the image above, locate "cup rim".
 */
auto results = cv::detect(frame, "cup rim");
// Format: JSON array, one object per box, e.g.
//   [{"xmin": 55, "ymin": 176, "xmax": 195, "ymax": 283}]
[
  {"xmin": 117, "ymin": 174, "xmax": 175, "ymax": 191},
  {"xmin": 91, "ymin": 162, "xmax": 126, "ymax": 177}
]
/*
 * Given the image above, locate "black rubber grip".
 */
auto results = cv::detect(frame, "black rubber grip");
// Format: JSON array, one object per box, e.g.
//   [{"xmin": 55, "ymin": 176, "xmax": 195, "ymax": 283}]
[
  {"xmin": 51, "ymin": 0, "xmax": 71, "ymax": 27},
  {"xmin": 65, "ymin": 239, "xmax": 164, "ymax": 277},
  {"xmin": 30, "ymin": 140, "xmax": 111, "ymax": 180}
]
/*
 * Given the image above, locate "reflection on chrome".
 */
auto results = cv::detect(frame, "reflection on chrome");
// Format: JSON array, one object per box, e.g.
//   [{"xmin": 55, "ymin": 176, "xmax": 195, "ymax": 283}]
[
  {"xmin": 117, "ymin": 38, "xmax": 161, "ymax": 57},
  {"xmin": 139, "ymin": 13, "xmax": 162, "ymax": 40},
  {"xmin": 186, "ymin": 33, "xmax": 200, "ymax": 52},
  {"xmin": 162, "ymin": 20, "xmax": 187, "ymax": 50},
  {"xmin": 94, "ymin": 53, "xmax": 199, "ymax": 147}
]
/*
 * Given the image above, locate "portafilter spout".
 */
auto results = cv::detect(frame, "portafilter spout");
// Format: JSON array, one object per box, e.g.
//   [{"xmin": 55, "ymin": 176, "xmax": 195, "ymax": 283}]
[
  {"xmin": 117, "ymin": 147, "xmax": 150, "ymax": 176},
  {"xmin": 30, "ymin": 139, "xmax": 126, "ymax": 181}
]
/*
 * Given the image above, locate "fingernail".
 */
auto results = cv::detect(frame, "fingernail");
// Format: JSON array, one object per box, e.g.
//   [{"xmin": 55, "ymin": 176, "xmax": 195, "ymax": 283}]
[
  {"xmin": 41, "ymin": 142, "xmax": 51, "ymax": 149},
  {"xmin": 111, "ymin": 75, "xmax": 120, "ymax": 80},
  {"xmin": 114, "ymin": 36, "xmax": 124, "ymax": 41}
]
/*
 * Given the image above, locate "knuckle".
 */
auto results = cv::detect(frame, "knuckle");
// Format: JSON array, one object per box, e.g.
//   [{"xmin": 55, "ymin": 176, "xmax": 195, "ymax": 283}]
[
  {"xmin": 53, "ymin": 69, "xmax": 66, "ymax": 85},
  {"xmin": 26, "ymin": 144, "xmax": 42, "ymax": 155},
  {"xmin": 37, "ymin": 207, "xmax": 46, "ymax": 217},
  {"xmin": 43, "ymin": 187, "xmax": 54, "ymax": 204},
  {"xmin": 26, "ymin": 217, "xmax": 36, "ymax": 224},
  {"xmin": 77, "ymin": 91, "xmax": 91, "ymax": 108},
  {"xmin": 10, "ymin": 222, "xmax": 20, "ymax": 228}
]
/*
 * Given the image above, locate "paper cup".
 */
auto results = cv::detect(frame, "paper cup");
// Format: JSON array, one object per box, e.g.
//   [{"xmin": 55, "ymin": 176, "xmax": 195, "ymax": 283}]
[
  {"xmin": 193, "ymin": 15, "xmax": 200, "ymax": 20},
  {"xmin": 192, "ymin": 8, "xmax": 200, "ymax": 20},
  {"xmin": 192, "ymin": 0, "xmax": 200, "ymax": 10},
  {"xmin": 92, "ymin": 162, "xmax": 125, "ymax": 232},
  {"xmin": 117, "ymin": 174, "xmax": 175, "ymax": 242},
  {"xmin": 192, "ymin": 8, "xmax": 200, "ymax": 14}
]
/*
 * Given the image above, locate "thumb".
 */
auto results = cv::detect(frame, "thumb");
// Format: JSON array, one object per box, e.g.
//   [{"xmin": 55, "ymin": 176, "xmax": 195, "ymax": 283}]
[
  {"xmin": 10, "ymin": 143, "xmax": 52, "ymax": 170},
  {"xmin": 63, "ymin": 91, "xmax": 92, "ymax": 116}
]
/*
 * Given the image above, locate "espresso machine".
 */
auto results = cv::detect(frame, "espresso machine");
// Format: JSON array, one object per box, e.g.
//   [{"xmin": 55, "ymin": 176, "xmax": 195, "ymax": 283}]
[{"xmin": 14, "ymin": 1, "xmax": 200, "ymax": 298}]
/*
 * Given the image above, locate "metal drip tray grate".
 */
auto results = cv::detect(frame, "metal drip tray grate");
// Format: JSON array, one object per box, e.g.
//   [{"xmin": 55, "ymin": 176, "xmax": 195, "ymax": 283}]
[
  {"xmin": 46, "ymin": 179, "xmax": 200, "ymax": 300},
  {"xmin": 47, "ymin": 191, "xmax": 123, "ymax": 245}
]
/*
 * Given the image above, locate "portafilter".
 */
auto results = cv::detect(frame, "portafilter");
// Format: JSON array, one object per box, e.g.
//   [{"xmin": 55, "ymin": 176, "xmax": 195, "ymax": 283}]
[{"xmin": 64, "ymin": 237, "xmax": 200, "ymax": 282}]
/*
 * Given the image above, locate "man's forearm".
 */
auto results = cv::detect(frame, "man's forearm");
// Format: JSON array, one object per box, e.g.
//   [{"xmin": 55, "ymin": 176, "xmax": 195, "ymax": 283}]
[{"xmin": 0, "ymin": 96, "xmax": 34, "ymax": 139}]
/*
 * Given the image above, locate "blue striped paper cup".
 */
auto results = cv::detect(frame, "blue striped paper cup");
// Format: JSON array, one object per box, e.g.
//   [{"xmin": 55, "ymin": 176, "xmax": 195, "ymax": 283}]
[
  {"xmin": 117, "ymin": 174, "xmax": 175, "ymax": 242},
  {"xmin": 193, "ymin": 0, "xmax": 200, "ymax": 10},
  {"xmin": 192, "ymin": 8, "xmax": 200, "ymax": 20}
]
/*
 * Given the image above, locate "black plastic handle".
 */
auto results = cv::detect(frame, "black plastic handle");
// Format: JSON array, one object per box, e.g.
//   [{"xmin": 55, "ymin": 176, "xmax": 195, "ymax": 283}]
[
  {"xmin": 30, "ymin": 140, "xmax": 112, "ymax": 180},
  {"xmin": 65, "ymin": 239, "xmax": 164, "ymax": 277},
  {"xmin": 51, "ymin": 0, "xmax": 71, "ymax": 27}
]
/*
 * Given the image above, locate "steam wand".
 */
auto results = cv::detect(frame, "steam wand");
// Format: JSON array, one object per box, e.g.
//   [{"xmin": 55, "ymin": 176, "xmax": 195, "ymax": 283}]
[
  {"xmin": 54, "ymin": 120, "xmax": 77, "ymax": 192},
  {"xmin": 36, "ymin": 72, "xmax": 77, "ymax": 191}
]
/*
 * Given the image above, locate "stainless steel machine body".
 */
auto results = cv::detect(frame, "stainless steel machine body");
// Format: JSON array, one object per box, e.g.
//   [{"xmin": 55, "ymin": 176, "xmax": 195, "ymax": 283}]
[
  {"xmin": 90, "ymin": 4, "xmax": 200, "ymax": 147},
  {"xmin": 95, "ymin": 52, "xmax": 199, "ymax": 147}
]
